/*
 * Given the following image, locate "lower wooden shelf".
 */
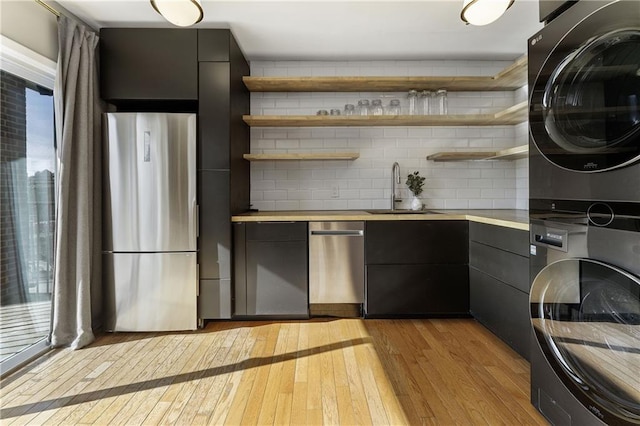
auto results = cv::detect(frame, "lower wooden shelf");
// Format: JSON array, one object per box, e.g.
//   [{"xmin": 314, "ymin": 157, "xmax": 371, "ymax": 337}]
[
  {"xmin": 243, "ymin": 152, "xmax": 360, "ymax": 161},
  {"xmin": 427, "ymin": 144, "xmax": 528, "ymax": 161}
]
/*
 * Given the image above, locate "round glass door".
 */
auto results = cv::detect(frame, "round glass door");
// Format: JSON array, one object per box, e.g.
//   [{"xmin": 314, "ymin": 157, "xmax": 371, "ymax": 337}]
[
  {"xmin": 530, "ymin": 258, "xmax": 640, "ymax": 425},
  {"xmin": 529, "ymin": 0, "xmax": 640, "ymax": 172}
]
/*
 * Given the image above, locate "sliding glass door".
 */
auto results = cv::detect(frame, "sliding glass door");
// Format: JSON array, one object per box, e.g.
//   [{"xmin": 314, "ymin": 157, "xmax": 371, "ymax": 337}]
[{"xmin": 1, "ymin": 37, "xmax": 56, "ymax": 374}]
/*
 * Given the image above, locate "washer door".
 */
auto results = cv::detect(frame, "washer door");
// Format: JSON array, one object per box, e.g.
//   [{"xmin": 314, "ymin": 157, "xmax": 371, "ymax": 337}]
[
  {"xmin": 529, "ymin": 0, "xmax": 640, "ymax": 173},
  {"xmin": 530, "ymin": 258, "xmax": 640, "ymax": 424}
]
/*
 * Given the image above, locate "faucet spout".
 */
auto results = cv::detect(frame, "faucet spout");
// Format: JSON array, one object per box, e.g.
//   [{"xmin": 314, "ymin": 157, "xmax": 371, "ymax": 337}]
[{"xmin": 391, "ymin": 162, "xmax": 401, "ymax": 210}]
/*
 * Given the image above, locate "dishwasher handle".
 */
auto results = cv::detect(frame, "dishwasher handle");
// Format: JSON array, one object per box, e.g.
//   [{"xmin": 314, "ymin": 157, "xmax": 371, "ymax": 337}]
[{"xmin": 310, "ymin": 230, "xmax": 364, "ymax": 237}]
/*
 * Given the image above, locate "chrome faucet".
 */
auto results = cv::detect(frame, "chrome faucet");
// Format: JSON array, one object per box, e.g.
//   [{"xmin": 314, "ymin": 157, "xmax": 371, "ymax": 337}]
[{"xmin": 391, "ymin": 162, "xmax": 402, "ymax": 210}]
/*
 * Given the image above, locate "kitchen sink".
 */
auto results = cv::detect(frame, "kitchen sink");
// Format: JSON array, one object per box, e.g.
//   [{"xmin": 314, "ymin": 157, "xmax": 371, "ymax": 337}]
[{"xmin": 365, "ymin": 209, "xmax": 443, "ymax": 215}]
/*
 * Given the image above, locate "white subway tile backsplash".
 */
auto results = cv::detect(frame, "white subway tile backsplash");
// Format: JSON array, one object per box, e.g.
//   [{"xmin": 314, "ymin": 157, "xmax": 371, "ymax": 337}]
[{"xmin": 249, "ymin": 59, "xmax": 529, "ymax": 211}]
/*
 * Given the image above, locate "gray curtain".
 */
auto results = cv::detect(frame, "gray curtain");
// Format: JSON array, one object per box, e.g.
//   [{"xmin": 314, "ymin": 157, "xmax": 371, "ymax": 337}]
[{"xmin": 51, "ymin": 15, "xmax": 103, "ymax": 349}]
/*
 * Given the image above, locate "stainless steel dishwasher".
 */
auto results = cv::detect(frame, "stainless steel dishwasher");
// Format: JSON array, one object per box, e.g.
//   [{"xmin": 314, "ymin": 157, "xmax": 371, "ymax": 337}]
[{"xmin": 309, "ymin": 221, "xmax": 364, "ymax": 316}]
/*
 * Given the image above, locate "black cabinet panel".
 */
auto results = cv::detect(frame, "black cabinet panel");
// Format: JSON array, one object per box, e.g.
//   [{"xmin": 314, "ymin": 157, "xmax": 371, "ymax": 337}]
[
  {"xmin": 229, "ymin": 36, "xmax": 250, "ymax": 214},
  {"xmin": 100, "ymin": 29, "xmax": 197, "ymax": 101},
  {"xmin": 246, "ymin": 222, "xmax": 307, "ymax": 241},
  {"xmin": 366, "ymin": 264, "xmax": 469, "ymax": 316},
  {"xmin": 366, "ymin": 221, "xmax": 468, "ymax": 265},
  {"xmin": 469, "ymin": 222, "xmax": 529, "ymax": 257},
  {"xmin": 470, "ymin": 268, "xmax": 530, "ymax": 359},
  {"xmin": 199, "ymin": 62, "xmax": 231, "ymax": 170},
  {"xmin": 197, "ymin": 29, "xmax": 230, "ymax": 62},
  {"xmin": 199, "ymin": 170, "xmax": 230, "ymax": 280},
  {"xmin": 469, "ymin": 241, "xmax": 530, "ymax": 293},
  {"xmin": 199, "ymin": 279, "xmax": 231, "ymax": 319},
  {"xmin": 234, "ymin": 222, "xmax": 309, "ymax": 317},
  {"xmin": 246, "ymin": 240, "xmax": 308, "ymax": 316}
]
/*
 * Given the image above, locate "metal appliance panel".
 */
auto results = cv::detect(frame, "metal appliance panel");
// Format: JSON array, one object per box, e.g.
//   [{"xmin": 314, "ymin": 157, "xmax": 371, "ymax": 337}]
[
  {"xmin": 104, "ymin": 252, "xmax": 197, "ymax": 331},
  {"xmin": 103, "ymin": 113, "xmax": 197, "ymax": 252},
  {"xmin": 528, "ymin": 0, "xmax": 640, "ymax": 203},
  {"xmin": 309, "ymin": 221, "xmax": 364, "ymax": 304},
  {"xmin": 529, "ymin": 200, "xmax": 640, "ymax": 425}
]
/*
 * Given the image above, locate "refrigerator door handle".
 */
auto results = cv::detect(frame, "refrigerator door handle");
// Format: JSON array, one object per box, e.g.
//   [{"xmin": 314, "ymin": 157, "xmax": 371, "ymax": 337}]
[{"xmin": 196, "ymin": 204, "xmax": 200, "ymax": 238}]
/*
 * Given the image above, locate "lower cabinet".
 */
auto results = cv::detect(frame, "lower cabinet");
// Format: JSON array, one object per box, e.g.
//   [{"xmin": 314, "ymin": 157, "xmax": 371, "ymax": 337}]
[
  {"xmin": 469, "ymin": 222, "xmax": 530, "ymax": 360},
  {"xmin": 469, "ymin": 269, "xmax": 530, "ymax": 357},
  {"xmin": 199, "ymin": 279, "xmax": 231, "ymax": 319},
  {"xmin": 365, "ymin": 221, "xmax": 469, "ymax": 317},
  {"xmin": 234, "ymin": 222, "xmax": 308, "ymax": 317},
  {"xmin": 367, "ymin": 264, "xmax": 469, "ymax": 316}
]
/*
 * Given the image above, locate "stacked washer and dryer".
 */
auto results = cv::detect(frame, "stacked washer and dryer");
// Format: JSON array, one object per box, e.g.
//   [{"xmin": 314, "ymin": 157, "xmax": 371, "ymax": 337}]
[{"xmin": 527, "ymin": 1, "xmax": 640, "ymax": 425}]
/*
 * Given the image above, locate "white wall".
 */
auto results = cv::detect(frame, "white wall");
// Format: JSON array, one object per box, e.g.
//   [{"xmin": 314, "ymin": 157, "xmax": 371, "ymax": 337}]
[
  {"xmin": 249, "ymin": 60, "xmax": 529, "ymax": 211},
  {"xmin": 0, "ymin": 1, "xmax": 58, "ymax": 61}
]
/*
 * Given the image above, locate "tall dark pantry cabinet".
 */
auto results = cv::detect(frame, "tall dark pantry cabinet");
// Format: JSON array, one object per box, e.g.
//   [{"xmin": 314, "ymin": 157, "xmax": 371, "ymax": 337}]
[{"xmin": 100, "ymin": 29, "xmax": 250, "ymax": 323}]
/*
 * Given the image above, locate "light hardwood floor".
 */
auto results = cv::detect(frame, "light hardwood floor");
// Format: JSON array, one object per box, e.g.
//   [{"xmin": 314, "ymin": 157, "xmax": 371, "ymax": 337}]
[{"xmin": 0, "ymin": 318, "xmax": 548, "ymax": 425}]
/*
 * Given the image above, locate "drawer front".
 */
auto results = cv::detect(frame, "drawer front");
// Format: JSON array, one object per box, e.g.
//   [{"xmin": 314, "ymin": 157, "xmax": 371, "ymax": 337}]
[
  {"xmin": 470, "ymin": 268, "xmax": 530, "ymax": 360},
  {"xmin": 366, "ymin": 221, "xmax": 468, "ymax": 265},
  {"xmin": 469, "ymin": 241, "xmax": 530, "ymax": 293},
  {"xmin": 246, "ymin": 222, "xmax": 307, "ymax": 241},
  {"xmin": 366, "ymin": 264, "xmax": 469, "ymax": 316},
  {"xmin": 469, "ymin": 222, "xmax": 529, "ymax": 257}
]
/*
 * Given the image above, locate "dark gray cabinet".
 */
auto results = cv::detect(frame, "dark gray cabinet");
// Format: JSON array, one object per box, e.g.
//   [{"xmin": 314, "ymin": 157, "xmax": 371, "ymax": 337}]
[
  {"xmin": 234, "ymin": 222, "xmax": 309, "ymax": 318},
  {"xmin": 100, "ymin": 29, "xmax": 198, "ymax": 101},
  {"xmin": 469, "ymin": 222, "xmax": 530, "ymax": 360},
  {"xmin": 197, "ymin": 31, "xmax": 249, "ymax": 320},
  {"xmin": 365, "ymin": 221, "xmax": 469, "ymax": 317}
]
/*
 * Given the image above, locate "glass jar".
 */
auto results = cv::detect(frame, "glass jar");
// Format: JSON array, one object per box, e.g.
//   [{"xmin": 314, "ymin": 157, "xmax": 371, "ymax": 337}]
[
  {"xmin": 344, "ymin": 104, "xmax": 355, "ymax": 115},
  {"xmin": 386, "ymin": 99, "xmax": 401, "ymax": 115},
  {"xmin": 370, "ymin": 99, "xmax": 384, "ymax": 116},
  {"xmin": 357, "ymin": 99, "xmax": 370, "ymax": 116},
  {"xmin": 407, "ymin": 90, "xmax": 419, "ymax": 115},
  {"xmin": 330, "ymin": 108, "xmax": 341, "ymax": 116},
  {"xmin": 436, "ymin": 89, "xmax": 448, "ymax": 115},
  {"xmin": 420, "ymin": 90, "xmax": 432, "ymax": 115}
]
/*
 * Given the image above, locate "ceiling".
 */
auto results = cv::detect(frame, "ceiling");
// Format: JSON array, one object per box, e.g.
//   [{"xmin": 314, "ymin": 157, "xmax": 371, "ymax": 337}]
[{"xmin": 56, "ymin": 0, "xmax": 543, "ymax": 61}]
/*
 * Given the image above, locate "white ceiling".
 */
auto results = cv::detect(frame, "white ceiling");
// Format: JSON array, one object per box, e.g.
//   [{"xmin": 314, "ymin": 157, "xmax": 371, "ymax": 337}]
[{"xmin": 56, "ymin": 0, "xmax": 543, "ymax": 61}]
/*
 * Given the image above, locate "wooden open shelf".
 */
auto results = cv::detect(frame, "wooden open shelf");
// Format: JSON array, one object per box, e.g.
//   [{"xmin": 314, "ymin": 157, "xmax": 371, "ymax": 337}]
[
  {"xmin": 427, "ymin": 144, "xmax": 528, "ymax": 162},
  {"xmin": 244, "ymin": 56, "xmax": 527, "ymax": 92},
  {"xmin": 243, "ymin": 152, "xmax": 360, "ymax": 161},
  {"xmin": 243, "ymin": 101, "xmax": 527, "ymax": 127}
]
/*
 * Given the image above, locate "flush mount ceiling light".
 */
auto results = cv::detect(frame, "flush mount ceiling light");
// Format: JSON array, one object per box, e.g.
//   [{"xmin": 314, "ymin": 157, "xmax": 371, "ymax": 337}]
[
  {"xmin": 461, "ymin": 0, "xmax": 514, "ymax": 26},
  {"xmin": 150, "ymin": 0, "xmax": 204, "ymax": 27}
]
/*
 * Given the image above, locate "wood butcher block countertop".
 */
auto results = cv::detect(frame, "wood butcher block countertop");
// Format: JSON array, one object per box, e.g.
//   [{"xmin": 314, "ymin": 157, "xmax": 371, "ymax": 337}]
[{"xmin": 232, "ymin": 209, "xmax": 529, "ymax": 231}]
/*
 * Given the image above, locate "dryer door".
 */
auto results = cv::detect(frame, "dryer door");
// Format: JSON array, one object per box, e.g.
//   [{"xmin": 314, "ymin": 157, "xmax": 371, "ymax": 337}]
[
  {"xmin": 529, "ymin": 0, "xmax": 640, "ymax": 173},
  {"xmin": 530, "ymin": 258, "xmax": 640, "ymax": 424}
]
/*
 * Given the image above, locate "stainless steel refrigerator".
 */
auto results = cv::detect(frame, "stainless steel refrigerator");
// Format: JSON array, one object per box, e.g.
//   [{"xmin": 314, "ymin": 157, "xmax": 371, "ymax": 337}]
[{"xmin": 103, "ymin": 112, "xmax": 197, "ymax": 331}]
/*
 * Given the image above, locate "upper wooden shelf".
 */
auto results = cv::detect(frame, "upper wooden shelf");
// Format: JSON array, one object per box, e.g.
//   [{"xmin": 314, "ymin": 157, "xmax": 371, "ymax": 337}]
[
  {"xmin": 243, "ymin": 101, "xmax": 527, "ymax": 127},
  {"xmin": 243, "ymin": 56, "xmax": 527, "ymax": 92},
  {"xmin": 243, "ymin": 153, "xmax": 360, "ymax": 161},
  {"xmin": 427, "ymin": 144, "xmax": 528, "ymax": 162}
]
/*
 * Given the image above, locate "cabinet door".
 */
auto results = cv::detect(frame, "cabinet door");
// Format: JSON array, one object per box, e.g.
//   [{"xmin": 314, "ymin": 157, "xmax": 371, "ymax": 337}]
[
  {"xmin": 198, "ymin": 170, "xmax": 230, "ymax": 280},
  {"xmin": 199, "ymin": 279, "xmax": 231, "ymax": 319},
  {"xmin": 199, "ymin": 62, "xmax": 230, "ymax": 170},
  {"xmin": 366, "ymin": 221, "xmax": 468, "ymax": 265},
  {"xmin": 100, "ymin": 29, "xmax": 197, "ymax": 101},
  {"xmin": 366, "ymin": 264, "xmax": 469, "ymax": 316},
  {"xmin": 197, "ymin": 29, "xmax": 230, "ymax": 62},
  {"xmin": 470, "ymin": 267, "xmax": 530, "ymax": 359},
  {"xmin": 246, "ymin": 240, "xmax": 308, "ymax": 316}
]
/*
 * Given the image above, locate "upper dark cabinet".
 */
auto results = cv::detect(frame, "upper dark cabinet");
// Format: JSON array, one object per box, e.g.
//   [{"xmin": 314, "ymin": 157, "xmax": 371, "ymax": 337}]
[
  {"xmin": 100, "ymin": 28, "xmax": 198, "ymax": 101},
  {"xmin": 198, "ymin": 30, "xmax": 231, "ymax": 62}
]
